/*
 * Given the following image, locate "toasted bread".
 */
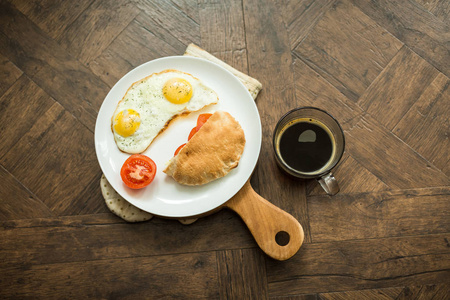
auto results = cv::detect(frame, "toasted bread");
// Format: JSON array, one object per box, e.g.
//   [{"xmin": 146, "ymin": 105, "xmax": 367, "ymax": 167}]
[{"xmin": 164, "ymin": 111, "xmax": 245, "ymax": 185}]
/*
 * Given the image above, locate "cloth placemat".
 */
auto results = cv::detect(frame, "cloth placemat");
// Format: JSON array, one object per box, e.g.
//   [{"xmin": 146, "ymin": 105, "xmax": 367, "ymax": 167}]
[{"xmin": 100, "ymin": 44, "xmax": 262, "ymax": 223}]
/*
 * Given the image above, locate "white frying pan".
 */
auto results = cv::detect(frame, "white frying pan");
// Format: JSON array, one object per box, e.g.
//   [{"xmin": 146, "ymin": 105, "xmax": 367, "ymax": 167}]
[{"xmin": 95, "ymin": 56, "xmax": 304, "ymax": 260}]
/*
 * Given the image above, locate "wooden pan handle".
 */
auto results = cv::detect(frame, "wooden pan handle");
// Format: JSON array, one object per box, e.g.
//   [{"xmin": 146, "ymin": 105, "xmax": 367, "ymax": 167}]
[{"xmin": 224, "ymin": 180, "xmax": 304, "ymax": 261}]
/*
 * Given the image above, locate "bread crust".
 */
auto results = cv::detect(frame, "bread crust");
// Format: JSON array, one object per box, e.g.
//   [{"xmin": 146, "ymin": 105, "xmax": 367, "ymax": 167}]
[{"xmin": 164, "ymin": 111, "xmax": 246, "ymax": 185}]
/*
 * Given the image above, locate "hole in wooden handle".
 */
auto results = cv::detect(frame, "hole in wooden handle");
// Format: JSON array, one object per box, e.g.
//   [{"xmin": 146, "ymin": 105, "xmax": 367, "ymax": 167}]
[
  {"xmin": 224, "ymin": 180, "xmax": 304, "ymax": 260},
  {"xmin": 275, "ymin": 231, "xmax": 290, "ymax": 246}
]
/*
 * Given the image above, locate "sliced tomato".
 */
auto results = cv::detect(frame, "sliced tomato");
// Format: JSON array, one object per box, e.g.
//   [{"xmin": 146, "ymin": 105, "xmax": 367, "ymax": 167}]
[
  {"xmin": 174, "ymin": 114, "xmax": 212, "ymax": 157},
  {"xmin": 174, "ymin": 143, "xmax": 186, "ymax": 156},
  {"xmin": 196, "ymin": 113, "xmax": 212, "ymax": 130},
  {"xmin": 188, "ymin": 127, "xmax": 197, "ymax": 141},
  {"xmin": 120, "ymin": 154, "xmax": 156, "ymax": 189},
  {"xmin": 187, "ymin": 114, "xmax": 212, "ymax": 141}
]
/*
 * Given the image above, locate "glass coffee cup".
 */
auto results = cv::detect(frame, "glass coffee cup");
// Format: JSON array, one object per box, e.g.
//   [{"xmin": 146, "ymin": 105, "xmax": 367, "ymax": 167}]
[{"xmin": 273, "ymin": 107, "xmax": 345, "ymax": 195}]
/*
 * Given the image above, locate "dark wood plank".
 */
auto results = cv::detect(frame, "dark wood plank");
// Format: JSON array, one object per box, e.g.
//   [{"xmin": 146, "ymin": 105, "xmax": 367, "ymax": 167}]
[
  {"xmin": 308, "ymin": 187, "xmax": 450, "ymax": 242},
  {"xmin": 0, "ymin": 27, "xmax": 43, "ymax": 77},
  {"xmin": 415, "ymin": 0, "xmax": 449, "ymax": 22},
  {"xmin": 358, "ymin": 46, "xmax": 440, "ymax": 131},
  {"xmin": 170, "ymin": 0, "xmax": 200, "ymax": 24},
  {"xmin": 243, "ymin": 0, "xmax": 311, "ymax": 243},
  {"xmin": 271, "ymin": 295, "xmax": 319, "ymax": 300},
  {"xmin": 0, "ymin": 252, "xmax": 219, "ymax": 299},
  {"xmin": 266, "ymin": 234, "xmax": 450, "ymax": 296},
  {"xmin": 1, "ymin": 212, "xmax": 125, "ymax": 228},
  {"xmin": 134, "ymin": 0, "xmax": 200, "ymax": 47},
  {"xmin": 9, "ymin": 0, "xmax": 94, "ymax": 40},
  {"xmin": 294, "ymin": 0, "xmax": 403, "ymax": 102},
  {"xmin": 0, "ymin": 165, "xmax": 52, "ymax": 220},
  {"xmin": 0, "ymin": 76, "xmax": 54, "ymax": 156},
  {"xmin": 57, "ymin": 0, "xmax": 140, "ymax": 64},
  {"xmin": 344, "ymin": 114, "xmax": 449, "ymax": 189},
  {"xmin": 352, "ymin": 0, "xmax": 450, "ymax": 77},
  {"xmin": 31, "ymin": 63, "xmax": 108, "ymax": 132},
  {"xmin": 88, "ymin": 48, "xmax": 135, "ymax": 88},
  {"xmin": 280, "ymin": 0, "xmax": 335, "ymax": 50},
  {"xmin": 0, "ymin": 1, "xmax": 110, "ymax": 131},
  {"xmin": 396, "ymin": 282, "xmax": 450, "ymax": 300},
  {"xmin": 318, "ymin": 287, "xmax": 402, "ymax": 299},
  {"xmin": 0, "ymin": 101, "xmax": 102, "ymax": 215},
  {"xmin": 89, "ymin": 13, "xmax": 184, "ymax": 87},
  {"xmin": 0, "ymin": 52, "xmax": 22, "ymax": 96},
  {"xmin": 132, "ymin": 11, "xmax": 190, "ymax": 54},
  {"xmin": 198, "ymin": 0, "xmax": 245, "ymax": 52},
  {"xmin": 0, "ymin": 210, "xmax": 256, "ymax": 268},
  {"xmin": 217, "ymin": 248, "xmax": 268, "ymax": 299},
  {"xmin": 393, "ymin": 72, "xmax": 450, "ymax": 176}
]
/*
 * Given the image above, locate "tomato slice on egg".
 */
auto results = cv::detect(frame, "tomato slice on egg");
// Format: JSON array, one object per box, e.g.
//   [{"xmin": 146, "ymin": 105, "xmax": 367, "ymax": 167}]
[{"xmin": 120, "ymin": 154, "xmax": 156, "ymax": 189}]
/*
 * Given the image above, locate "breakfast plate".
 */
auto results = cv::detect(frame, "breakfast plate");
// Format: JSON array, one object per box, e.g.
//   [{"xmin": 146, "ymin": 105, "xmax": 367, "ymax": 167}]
[{"xmin": 95, "ymin": 56, "xmax": 262, "ymax": 218}]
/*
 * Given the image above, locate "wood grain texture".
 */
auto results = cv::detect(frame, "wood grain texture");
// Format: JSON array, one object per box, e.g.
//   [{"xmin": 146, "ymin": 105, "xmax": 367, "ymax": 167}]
[
  {"xmin": 415, "ymin": 0, "xmax": 449, "ymax": 23},
  {"xmin": 198, "ymin": 0, "xmax": 246, "ymax": 52},
  {"xmin": 393, "ymin": 72, "xmax": 450, "ymax": 176},
  {"xmin": 344, "ymin": 114, "xmax": 449, "ymax": 189},
  {"xmin": 352, "ymin": 0, "xmax": 450, "ymax": 77},
  {"xmin": 134, "ymin": 0, "xmax": 201, "ymax": 47},
  {"xmin": 217, "ymin": 248, "xmax": 268, "ymax": 299},
  {"xmin": 1, "ymin": 252, "xmax": 219, "ymax": 299},
  {"xmin": 294, "ymin": 0, "xmax": 403, "ymax": 101},
  {"xmin": 9, "ymin": 0, "xmax": 94, "ymax": 40},
  {"xmin": 89, "ymin": 13, "xmax": 184, "ymax": 87},
  {"xmin": 358, "ymin": 46, "xmax": 440, "ymax": 131},
  {"xmin": 0, "ymin": 0, "xmax": 449, "ymax": 297},
  {"xmin": 0, "ymin": 76, "xmax": 54, "ymax": 156},
  {"xmin": 266, "ymin": 234, "xmax": 450, "ymax": 296},
  {"xmin": 280, "ymin": 0, "xmax": 336, "ymax": 50},
  {"xmin": 0, "ymin": 211, "xmax": 256, "ymax": 268},
  {"xmin": 0, "ymin": 165, "xmax": 52, "ymax": 220},
  {"xmin": 396, "ymin": 282, "xmax": 450, "ymax": 300},
  {"xmin": 0, "ymin": 101, "xmax": 102, "ymax": 215},
  {"xmin": 0, "ymin": 53, "xmax": 22, "ymax": 95},
  {"xmin": 318, "ymin": 287, "xmax": 403, "ymax": 300},
  {"xmin": 57, "ymin": 0, "xmax": 140, "ymax": 64},
  {"xmin": 0, "ymin": 0, "xmax": 110, "ymax": 131},
  {"xmin": 308, "ymin": 187, "xmax": 450, "ymax": 242}
]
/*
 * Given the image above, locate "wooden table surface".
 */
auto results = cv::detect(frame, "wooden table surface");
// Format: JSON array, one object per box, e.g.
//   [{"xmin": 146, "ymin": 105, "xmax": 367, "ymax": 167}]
[{"xmin": 1, "ymin": 0, "xmax": 449, "ymax": 298}]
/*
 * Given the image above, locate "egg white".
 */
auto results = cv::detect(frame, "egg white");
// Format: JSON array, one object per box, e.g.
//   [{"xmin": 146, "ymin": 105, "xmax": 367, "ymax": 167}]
[{"xmin": 112, "ymin": 70, "xmax": 219, "ymax": 153}]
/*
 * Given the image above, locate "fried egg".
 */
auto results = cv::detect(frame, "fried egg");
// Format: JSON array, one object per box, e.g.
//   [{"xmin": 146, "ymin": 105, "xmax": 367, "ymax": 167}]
[{"xmin": 112, "ymin": 69, "xmax": 219, "ymax": 154}]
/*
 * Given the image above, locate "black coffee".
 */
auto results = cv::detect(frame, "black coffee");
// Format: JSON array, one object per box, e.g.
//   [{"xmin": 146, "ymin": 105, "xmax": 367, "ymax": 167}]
[{"xmin": 279, "ymin": 119, "xmax": 334, "ymax": 173}]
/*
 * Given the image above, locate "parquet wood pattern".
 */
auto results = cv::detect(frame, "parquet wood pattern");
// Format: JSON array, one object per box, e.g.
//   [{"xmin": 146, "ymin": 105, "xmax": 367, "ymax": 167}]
[{"xmin": 0, "ymin": 0, "xmax": 448, "ymax": 298}]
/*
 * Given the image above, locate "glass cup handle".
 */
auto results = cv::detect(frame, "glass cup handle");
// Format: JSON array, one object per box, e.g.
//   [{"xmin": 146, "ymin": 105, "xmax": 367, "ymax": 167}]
[{"xmin": 317, "ymin": 172, "xmax": 340, "ymax": 195}]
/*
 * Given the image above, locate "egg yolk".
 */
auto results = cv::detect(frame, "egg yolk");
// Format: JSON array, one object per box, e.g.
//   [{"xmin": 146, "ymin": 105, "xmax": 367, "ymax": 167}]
[
  {"xmin": 114, "ymin": 109, "xmax": 141, "ymax": 137},
  {"xmin": 163, "ymin": 78, "xmax": 193, "ymax": 104}
]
